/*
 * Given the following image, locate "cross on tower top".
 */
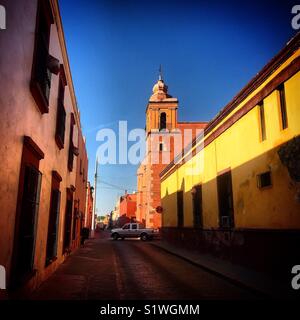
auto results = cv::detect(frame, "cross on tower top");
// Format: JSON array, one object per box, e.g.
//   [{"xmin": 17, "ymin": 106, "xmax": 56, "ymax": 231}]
[{"xmin": 159, "ymin": 64, "xmax": 163, "ymax": 81}]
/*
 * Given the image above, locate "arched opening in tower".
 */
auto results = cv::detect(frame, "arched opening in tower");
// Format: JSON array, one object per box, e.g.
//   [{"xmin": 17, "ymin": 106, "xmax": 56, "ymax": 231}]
[{"xmin": 159, "ymin": 112, "xmax": 166, "ymax": 130}]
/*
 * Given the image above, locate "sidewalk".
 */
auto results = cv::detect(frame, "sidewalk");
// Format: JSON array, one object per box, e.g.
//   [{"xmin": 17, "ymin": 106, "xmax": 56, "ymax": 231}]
[
  {"xmin": 150, "ymin": 240, "xmax": 289, "ymax": 299},
  {"xmin": 30, "ymin": 231, "xmax": 120, "ymax": 300}
]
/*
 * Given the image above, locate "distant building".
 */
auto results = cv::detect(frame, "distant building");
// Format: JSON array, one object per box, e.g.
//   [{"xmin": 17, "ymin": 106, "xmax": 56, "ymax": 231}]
[
  {"xmin": 118, "ymin": 191, "xmax": 137, "ymax": 226},
  {"xmin": 160, "ymin": 33, "xmax": 300, "ymax": 278},
  {"xmin": 0, "ymin": 0, "xmax": 88, "ymax": 293},
  {"xmin": 111, "ymin": 197, "xmax": 120, "ymax": 225},
  {"xmin": 71, "ymin": 131, "xmax": 89, "ymax": 249},
  {"xmin": 136, "ymin": 76, "xmax": 207, "ymax": 228},
  {"xmin": 101, "ymin": 214, "xmax": 110, "ymax": 227}
]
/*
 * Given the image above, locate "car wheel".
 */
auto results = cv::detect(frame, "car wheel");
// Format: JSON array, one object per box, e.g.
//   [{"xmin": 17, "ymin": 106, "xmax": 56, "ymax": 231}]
[
  {"xmin": 112, "ymin": 233, "xmax": 119, "ymax": 240},
  {"xmin": 140, "ymin": 233, "xmax": 148, "ymax": 241}
]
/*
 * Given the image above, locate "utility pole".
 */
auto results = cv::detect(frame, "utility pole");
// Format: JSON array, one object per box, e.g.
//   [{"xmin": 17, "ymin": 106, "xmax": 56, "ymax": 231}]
[{"xmin": 92, "ymin": 157, "xmax": 98, "ymax": 231}]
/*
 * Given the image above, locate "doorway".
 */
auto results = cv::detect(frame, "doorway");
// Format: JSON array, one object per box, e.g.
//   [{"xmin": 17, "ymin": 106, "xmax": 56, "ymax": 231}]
[
  {"xmin": 177, "ymin": 190, "xmax": 184, "ymax": 227},
  {"xmin": 217, "ymin": 171, "xmax": 234, "ymax": 228},
  {"xmin": 192, "ymin": 185, "xmax": 203, "ymax": 228},
  {"xmin": 63, "ymin": 189, "xmax": 73, "ymax": 252}
]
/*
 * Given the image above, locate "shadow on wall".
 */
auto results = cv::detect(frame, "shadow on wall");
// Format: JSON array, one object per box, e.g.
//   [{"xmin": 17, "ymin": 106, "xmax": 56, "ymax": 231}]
[{"xmin": 161, "ymin": 139, "xmax": 300, "ymax": 281}]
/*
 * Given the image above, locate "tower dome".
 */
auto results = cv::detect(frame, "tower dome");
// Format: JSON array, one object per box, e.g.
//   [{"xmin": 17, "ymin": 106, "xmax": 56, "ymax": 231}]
[
  {"xmin": 150, "ymin": 67, "xmax": 172, "ymax": 101},
  {"xmin": 152, "ymin": 79, "xmax": 168, "ymax": 94}
]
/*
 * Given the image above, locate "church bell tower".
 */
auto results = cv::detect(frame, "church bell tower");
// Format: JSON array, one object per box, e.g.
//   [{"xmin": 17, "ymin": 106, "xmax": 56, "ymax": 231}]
[{"xmin": 145, "ymin": 69, "xmax": 178, "ymax": 135}]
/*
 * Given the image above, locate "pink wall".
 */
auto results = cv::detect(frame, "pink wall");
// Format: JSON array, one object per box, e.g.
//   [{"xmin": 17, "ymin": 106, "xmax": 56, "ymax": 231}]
[{"xmin": 0, "ymin": 0, "xmax": 87, "ymax": 292}]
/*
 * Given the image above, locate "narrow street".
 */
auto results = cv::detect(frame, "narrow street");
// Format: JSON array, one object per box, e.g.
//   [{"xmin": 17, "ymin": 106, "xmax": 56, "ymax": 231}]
[{"xmin": 31, "ymin": 232, "xmax": 257, "ymax": 300}]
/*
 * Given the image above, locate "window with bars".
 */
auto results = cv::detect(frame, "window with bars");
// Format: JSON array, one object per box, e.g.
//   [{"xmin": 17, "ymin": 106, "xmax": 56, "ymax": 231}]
[
  {"xmin": 12, "ymin": 136, "xmax": 44, "ymax": 287},
  {"xmin": 259, "ymin": 101, "xmax": 266, "ymax": 141},
  {"xmin": 257, "ymin": 171, "xmax": 272, "ymax": 189},
  {"xmin": 55, "ymin": 69, "xmax": 66, "ymax": 149},
  {"xmin": 68, "ymin": 113, "xmax": 77, "ymax": 171},
  {"xmin": 16, "ymin": 165, "xmax": 42, "ymax": 278},
  {"xmin": 30, "ymin": 0, "xmax": 54, "ymax": 114},
  {"xmin": 45, "ymin": 172, "xmax": 62, "ymax": 266},
  {"xmin": 63, "ymin": 194, "xmax": 73, "ymax": 252},
  {"xmin": 278, "ymin": 84, "xmax": 288, "ymax": 130},
  {"xmin": 68, "ymin": 143, "xmax": 74, "ymax": 171}
]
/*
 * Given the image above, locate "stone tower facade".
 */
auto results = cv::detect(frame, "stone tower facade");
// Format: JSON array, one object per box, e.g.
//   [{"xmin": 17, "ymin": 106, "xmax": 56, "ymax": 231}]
[{"xmin": 136, "ymin": 75, "xmax": 207, "ymax": 228}]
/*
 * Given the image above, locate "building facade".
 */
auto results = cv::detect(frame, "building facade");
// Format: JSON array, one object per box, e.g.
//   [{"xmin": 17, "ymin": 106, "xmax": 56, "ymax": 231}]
[
  {"xmin": 111, "ymin": 198, "xmax": 120, "ymax": 227},
  {"xmin": 136, "ymin": 76, "xmax": 207, "ymax": 228},
  {"xmin": 160, "ymin": 33, "xmax": 300, "ymax": 279},
  {"xmin": 118, "ymin": 192, "xmax": 137, "ymax": 226},
  {"xmin": 71, "ymin": 131, "xmax": 88, "ymax": 250},
  {"xmin": 0, "ymin": 0, "xmax": 88, "ymax": 294}
]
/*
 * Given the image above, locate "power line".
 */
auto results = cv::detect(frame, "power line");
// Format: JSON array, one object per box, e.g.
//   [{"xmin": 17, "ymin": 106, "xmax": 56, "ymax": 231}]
[
  {"xmin": 98, "ymin": 179, "xmax": 136, "ymax": 192},
  {"xmin": 97, "ymin": 179, "xmax": 161, "ymax": 194}
]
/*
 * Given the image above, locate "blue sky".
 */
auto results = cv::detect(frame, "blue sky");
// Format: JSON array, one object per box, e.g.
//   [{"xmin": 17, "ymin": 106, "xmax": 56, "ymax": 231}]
[{"xmin": 59, "ymin": 0, "xmax": 297, "ymax": 216}]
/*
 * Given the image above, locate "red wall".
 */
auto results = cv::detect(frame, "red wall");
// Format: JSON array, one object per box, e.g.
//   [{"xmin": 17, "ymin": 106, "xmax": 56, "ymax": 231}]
[{"xmin": 119, "ymin": 193, "xmax": 137, "ymax": 220}]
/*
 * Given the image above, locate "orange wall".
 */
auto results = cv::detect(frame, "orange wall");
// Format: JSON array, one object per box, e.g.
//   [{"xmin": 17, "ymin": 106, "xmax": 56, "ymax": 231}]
[
  {"xmin": 120, "ymin": 193, "xmax": 137, "ymax": 220},
  {"xmin": 137, "ymin": 78, "xmax": 208, "ymax": 228}
]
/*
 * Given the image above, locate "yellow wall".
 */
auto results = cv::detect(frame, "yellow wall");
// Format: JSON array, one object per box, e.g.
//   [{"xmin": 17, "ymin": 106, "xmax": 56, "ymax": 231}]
[{"xmin": 161, "ymin": 53, "xmax": 300, "ymax": 230}]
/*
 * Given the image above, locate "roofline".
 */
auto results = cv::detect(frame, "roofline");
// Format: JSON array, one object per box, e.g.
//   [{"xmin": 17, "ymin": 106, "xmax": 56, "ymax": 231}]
[
  {"xmin": 51, "ymin": 0, "xmax": 81, "ymax": 129},
  {"xmin": 177, "ymin": 121, "xmax": 209, "ymax": 124},
  {"xmin": 205, "ymin": 32, "xmax": 300, "ymax": 135},
  {"xmin": 160, "ymin": 32, "xmax": 300, "ymax": 179},
  {"xmin": 148, "ymin": 100, "xmax": 178, "ymax": 103}
]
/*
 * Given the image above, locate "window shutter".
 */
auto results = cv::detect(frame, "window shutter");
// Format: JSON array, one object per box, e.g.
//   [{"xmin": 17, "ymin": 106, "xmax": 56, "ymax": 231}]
[
  {"xmin": 46, "ymin": 189, "xmax": 61, "ymax": 264},
  {"xmin": 18, "ymin": 165, "xmax": 42, "ymax": 273},
  {"xmin": 57, "ymin": 102, "xmax": 66, "ymax": 144},
  {"xmin": 52, "ymin": 189, "xmax": 61, "ymax": 257}
]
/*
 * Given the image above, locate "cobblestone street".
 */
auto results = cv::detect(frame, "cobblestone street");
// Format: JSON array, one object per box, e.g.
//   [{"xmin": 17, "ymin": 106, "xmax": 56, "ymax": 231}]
[{"xmin": 31, "ymin": 232, "xmax": 257, "ymax": 300}]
